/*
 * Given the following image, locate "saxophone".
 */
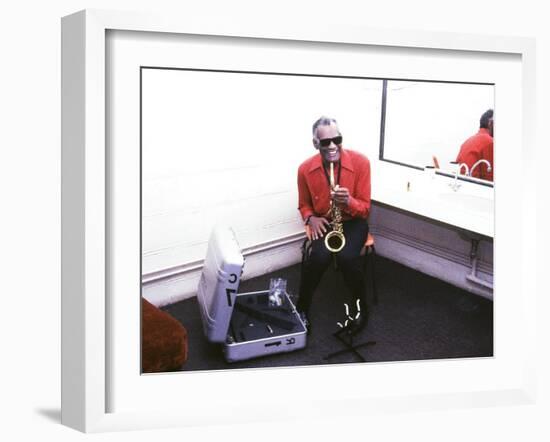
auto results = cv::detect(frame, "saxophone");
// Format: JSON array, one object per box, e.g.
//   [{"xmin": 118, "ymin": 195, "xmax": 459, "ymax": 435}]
[{"xmin": 324, "ymin": 162, "xmax": 346, "ymax": 253}]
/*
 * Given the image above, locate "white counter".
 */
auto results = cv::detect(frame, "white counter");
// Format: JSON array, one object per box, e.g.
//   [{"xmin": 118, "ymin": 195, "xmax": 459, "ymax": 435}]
[{"xmin": 371, "ymin": 161, "xmax": 494, "ymax": 238}]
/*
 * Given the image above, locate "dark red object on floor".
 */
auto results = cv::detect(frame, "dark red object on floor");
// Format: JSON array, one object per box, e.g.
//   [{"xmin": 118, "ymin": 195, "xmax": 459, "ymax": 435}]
[{"xmin": 141, "ymin": 297, "xmax": 188, "ymax": 373}]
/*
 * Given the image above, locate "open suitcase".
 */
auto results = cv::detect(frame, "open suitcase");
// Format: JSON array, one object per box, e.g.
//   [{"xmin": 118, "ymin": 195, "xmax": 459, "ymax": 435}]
[{"xmin": 197, "ymin": 225, "xmax": 307, "ymax": 362}]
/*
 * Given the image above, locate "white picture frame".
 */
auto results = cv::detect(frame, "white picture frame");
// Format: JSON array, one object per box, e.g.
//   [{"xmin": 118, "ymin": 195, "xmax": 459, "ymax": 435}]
[{"xmin": 61, "ymin": 9, "xmax": 537, "ymax": 433}]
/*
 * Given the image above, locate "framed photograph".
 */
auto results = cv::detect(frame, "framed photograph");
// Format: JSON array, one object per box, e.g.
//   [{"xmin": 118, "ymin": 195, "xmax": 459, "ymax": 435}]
[{"xmin": 61, "ymin": 9, "xmax": 537, "ymax": 432}]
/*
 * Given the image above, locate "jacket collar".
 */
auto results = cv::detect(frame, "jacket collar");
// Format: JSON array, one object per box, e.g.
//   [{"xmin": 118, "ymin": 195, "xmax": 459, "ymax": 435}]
[
  {"xmin": 478, "ymin": 128, "xmax": 492, "ymax": 136},
  {"xmin": 308, "ymin": 148, "xmax": 354, "ymax": 174}
]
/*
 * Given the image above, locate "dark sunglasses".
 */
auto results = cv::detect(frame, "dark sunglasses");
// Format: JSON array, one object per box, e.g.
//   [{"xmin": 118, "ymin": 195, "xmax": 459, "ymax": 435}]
[{"xmin": 318, "ymin": 136, "xmax": 343, "ymax": 147}]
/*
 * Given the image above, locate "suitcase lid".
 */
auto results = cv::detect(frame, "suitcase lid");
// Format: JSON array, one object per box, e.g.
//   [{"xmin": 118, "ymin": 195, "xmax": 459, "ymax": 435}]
[{"xmin": 197, "ymin": 225, "xmax": 244, "ymax": 343}]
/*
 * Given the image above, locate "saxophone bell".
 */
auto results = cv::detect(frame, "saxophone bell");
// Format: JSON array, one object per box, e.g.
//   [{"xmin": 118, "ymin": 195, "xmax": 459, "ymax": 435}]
[{"xmin": 324, "ymin": 229, "xmax": 346, "ymax": 253}]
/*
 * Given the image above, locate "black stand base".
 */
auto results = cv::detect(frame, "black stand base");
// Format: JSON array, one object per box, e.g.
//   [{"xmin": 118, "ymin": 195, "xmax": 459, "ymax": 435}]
[{"xmin": 324, "ymin": 328, "xmax": 376, "ymax": 362}]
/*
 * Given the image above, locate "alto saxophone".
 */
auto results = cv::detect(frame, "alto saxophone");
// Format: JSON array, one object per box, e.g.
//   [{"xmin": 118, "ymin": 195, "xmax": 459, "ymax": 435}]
[{"xmin": 324, "ymin": 162, "xmax": 346, "ymax": 253}]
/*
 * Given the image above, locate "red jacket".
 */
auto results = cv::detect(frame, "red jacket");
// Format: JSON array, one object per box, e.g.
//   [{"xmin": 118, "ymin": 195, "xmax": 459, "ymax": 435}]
[
  {"xmin": 456, "ymin": 128, "xmax": 493, "ymax": 181},
  {"xmin": 297, "ymin": 148, "xmax": 371, "ymax": 222}
]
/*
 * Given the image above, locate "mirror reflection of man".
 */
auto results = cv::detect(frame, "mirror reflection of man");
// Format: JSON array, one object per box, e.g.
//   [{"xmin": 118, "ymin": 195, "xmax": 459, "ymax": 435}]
[
  {"xmin": 296, "ymin": 116, "xmax": 371, "ymax": 334},
  {"xmin": 456, "ymin": 109, "xmax": 494, "ymax": 181}
]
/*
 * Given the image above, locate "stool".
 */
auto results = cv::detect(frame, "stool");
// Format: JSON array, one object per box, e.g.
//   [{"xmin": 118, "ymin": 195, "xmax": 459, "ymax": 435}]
[{"xmin": 301, "ymin": 226, "xmax": 379, "ymax": 305}]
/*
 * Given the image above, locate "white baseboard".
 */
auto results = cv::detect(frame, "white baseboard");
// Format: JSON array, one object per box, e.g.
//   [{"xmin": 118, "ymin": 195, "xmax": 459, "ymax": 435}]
[
  {"xmin": 143, "ymin": 206, "xmax": 494, "ymax": 306},
  {"xmin": 372, "ymin": 228, "xmax": 493, "ymax": 300},
  {"xmin": 369, "ymin": 203, "xmax": 493, "ymax": 299},
  {"xmin": 142, "ymin": 235, "xmax": 304, "ymax": 307}
]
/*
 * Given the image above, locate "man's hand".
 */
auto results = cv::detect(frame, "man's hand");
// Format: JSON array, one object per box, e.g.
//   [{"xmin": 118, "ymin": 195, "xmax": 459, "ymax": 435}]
[
  {"xmin": 308, "ymin": 216, "xmax": 331, "ymax": 240},
  {"xmin": 331, "ymin": 185, "xmax": 350, "ymax": 207}
]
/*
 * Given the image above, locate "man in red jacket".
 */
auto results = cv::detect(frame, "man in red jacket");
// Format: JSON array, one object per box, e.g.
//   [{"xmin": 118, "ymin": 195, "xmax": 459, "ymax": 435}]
[
  {"xmin": 297, "ymin": 116, "xmax": 371, "ymax": 334},
  {"xmin": 456, "ymin": 109, "xmax": 494, "ymax": 181}
]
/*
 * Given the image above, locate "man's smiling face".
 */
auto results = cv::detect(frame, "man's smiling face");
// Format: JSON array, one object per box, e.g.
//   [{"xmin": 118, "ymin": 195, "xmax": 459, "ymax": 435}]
[{"xmin": 314, "ymin": 123, "xmax": 342, "ymax": 164}]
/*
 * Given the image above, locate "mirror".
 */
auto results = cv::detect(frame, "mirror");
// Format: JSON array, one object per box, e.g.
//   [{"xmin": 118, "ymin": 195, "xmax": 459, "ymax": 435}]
[{"xmin": 380, "ymin": 80, "xmax": 494, "ymax": 184}]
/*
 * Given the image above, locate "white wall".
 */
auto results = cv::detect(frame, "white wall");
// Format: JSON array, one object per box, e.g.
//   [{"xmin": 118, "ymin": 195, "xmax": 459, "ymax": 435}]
[
  {"xmin": 140, "ymin": 67, "xmax": 382, "ymax": 275},
  {"xmin": 140, "ymin": 68, "xmax": 495, "ymax": 278},
  {"xmin": 1, "ymin": 1, "xmax": 548, "ymax": 441}
]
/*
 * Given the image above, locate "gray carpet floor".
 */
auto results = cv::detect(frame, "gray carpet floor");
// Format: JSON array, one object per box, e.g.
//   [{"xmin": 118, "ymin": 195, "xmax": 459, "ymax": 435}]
[{"xmin": 162, "ymin": 255, "xmax": 493, "ymax": 371}]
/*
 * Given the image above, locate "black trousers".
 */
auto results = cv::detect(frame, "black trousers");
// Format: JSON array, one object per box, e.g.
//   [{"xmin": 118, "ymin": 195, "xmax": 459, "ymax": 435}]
[{"xmin": 297, "ymin": 218, "xmax": 369, "ymax": 316}]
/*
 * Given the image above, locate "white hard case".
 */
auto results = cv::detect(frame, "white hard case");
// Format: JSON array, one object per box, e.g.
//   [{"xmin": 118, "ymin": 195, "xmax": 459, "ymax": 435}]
[{"xmin": 197, "ymin": 226, "xmax": 307, "ymax": 362}]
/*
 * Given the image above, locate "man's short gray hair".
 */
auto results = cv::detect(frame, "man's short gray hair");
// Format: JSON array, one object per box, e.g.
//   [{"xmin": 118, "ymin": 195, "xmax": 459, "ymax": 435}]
[{"xmin": 312, "ymin": 116, "xmax": 339, "ymax": 137}]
